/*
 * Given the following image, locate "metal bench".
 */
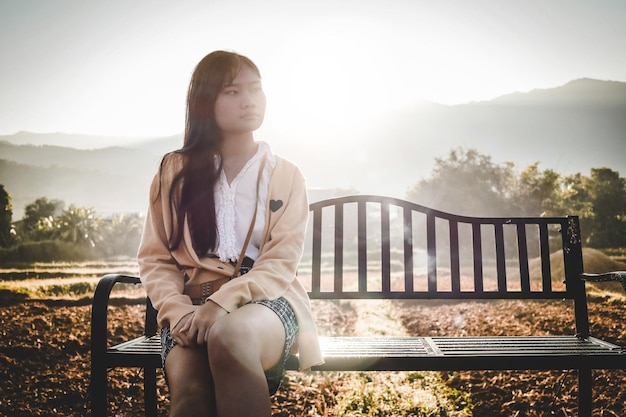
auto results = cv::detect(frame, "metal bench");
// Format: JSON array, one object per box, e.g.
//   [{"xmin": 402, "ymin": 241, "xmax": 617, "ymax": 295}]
[{"xmin": 91, "ymin": 195, "xmax": 626, "ymax": 417}]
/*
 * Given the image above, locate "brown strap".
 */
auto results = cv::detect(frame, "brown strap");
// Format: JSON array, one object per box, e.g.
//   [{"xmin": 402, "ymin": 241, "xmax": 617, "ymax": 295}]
[{"xmin": 232, "ymin": 152, "xmax": 267, "ymax": 278}]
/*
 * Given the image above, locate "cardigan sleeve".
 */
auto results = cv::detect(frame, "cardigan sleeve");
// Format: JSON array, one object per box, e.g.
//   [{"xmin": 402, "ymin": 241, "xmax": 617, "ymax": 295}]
[
  {"xmin": 137, "ymin": 156, "xmax": 197, "ymax": 329},
  {"xmin": 209, "ymin": 161, "xmax": 308, "ymax": 312}
]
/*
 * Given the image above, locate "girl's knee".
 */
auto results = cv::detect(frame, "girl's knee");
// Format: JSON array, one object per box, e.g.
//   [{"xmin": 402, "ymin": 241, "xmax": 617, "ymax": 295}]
[{"xmin": 207, "ymin": 318, "xmax": 256, "ymax": 365}]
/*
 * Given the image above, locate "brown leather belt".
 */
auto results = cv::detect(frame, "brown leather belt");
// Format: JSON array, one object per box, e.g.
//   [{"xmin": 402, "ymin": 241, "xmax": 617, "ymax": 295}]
[{"xmin": 184, "ymin": 277, "xmax": 231, "ymax": 305}]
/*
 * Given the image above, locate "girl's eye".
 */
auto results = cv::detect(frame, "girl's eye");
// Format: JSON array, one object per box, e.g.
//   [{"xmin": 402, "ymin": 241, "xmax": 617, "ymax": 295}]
[{"xmin": 224, "ymin": 89, "xmax": 238, "ymax": 95}]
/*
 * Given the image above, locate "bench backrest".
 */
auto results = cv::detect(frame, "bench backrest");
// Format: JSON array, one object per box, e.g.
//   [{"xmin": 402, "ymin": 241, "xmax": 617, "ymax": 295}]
[
  {"xmin": 298, "ymin": 195, "xmax": 589, "ymax": 334},
  {"xmin": 142, "ymin": 195, "xmax": 590, "ymax": 338}
]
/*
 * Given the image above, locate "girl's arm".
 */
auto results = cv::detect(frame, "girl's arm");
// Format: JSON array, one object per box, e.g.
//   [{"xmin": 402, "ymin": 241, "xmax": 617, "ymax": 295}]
[{"xmin": 138, "ymin": 158, "xmax": 197, "ymax": 330}]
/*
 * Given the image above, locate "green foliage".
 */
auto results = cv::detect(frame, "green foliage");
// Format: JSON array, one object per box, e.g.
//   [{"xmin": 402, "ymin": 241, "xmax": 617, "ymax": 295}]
[
  {"xmin": 585, "ymin": 168, "xmax": 626, "ymax": 247},
  {"xmin": 0, "ymin": 184, "xmax": 13, "ymax": 247},
  {"xmin": 0, "ymin": 240, "xmax": 96, "ymax": 264},
  {"xmin": 21, "ymin": 197, "xmax": 64, "ymax": 240},
  {"xmin": 98, "ymin": 213, "xmax": 143, "ymax": 257},
  {"xmin": 510, "ymin": 162, "xmax": 561, "ymax": 216},
  {"xmin": 556, "ymin": 168, "xmax": 626, "ymax": 248},
  {"xmin": 36, "ymin": 281, "xmax": 97, "ymax": 297},
  {"xmin": 407, "ymin": 148, "xmax": 516, "ymax": 217},
  {"xmin": 9, "ymin": 196, "xmax": 144, "ymax": 262},
  {"xmin": 54, "ymin": 204, "xmax": 102, "ymax": 245},
  {"xmin": 407, "ymin": 147, "xmax": 626, "ymax": 248}
]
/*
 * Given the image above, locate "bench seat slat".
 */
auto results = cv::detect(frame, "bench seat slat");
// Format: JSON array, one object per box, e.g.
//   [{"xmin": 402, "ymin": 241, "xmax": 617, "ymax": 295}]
[
  {"xmin": 308, "ymin": 336, "xmax": 626, "ymax": 372},
  {"xmin": 103, "ymin": 335, "xmax": 625, "ymax": 373},
  {"xmin": 316, "ymin": 336, "xmax": 625, "ymax": 357}
]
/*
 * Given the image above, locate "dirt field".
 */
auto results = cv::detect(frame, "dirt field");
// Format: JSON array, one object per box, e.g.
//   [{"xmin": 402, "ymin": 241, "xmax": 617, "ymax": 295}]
[
  {"xmin": 1, "ymin": 249, "xmax": 625, "ymax": 416},
  {"xmin": 1, "ymin": 294, "xmax": 624, "ymax": 416}
]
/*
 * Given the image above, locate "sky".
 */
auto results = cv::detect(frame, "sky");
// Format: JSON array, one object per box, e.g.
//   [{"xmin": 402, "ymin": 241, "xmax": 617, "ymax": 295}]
[{"xmin": 1, "ymin": 0, "xmax": 626, "ymax": 143}]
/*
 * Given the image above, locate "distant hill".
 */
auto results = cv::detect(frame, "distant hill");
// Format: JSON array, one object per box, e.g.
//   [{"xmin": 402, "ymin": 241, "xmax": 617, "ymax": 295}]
[
  {"xmin": 359, "ymin": 78, "xmax": 626, "ymax": 193},
  {"xmin": 1, "ymin": 78, "xmax": 624, "ymax": 219},
  {"xmin": 0, "ymin": 158, "xmax": 151, "ymax": 217},
  {"xmin": 2, "ymin": 131, "xmax": 150, "ymax": 149}
]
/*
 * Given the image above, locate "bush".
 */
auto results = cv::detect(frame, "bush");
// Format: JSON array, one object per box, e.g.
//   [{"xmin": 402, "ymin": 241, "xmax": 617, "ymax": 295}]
[
  {"xmin": 38, "ymin": 281, "xmax": 97, "ymax": 298},
  {"xmin": 0, "ymin": 240, "xmax": 97, "ymax": 264}
]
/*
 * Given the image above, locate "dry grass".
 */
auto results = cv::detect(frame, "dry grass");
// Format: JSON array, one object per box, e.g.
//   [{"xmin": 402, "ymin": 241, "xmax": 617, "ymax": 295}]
[
  {"xmin": 0, "ymin": 259, "xmax": 141, "ymax": 300},
  {"xmin": 327, "ymin": 299, "xmax": 473, "ymax": 416}
]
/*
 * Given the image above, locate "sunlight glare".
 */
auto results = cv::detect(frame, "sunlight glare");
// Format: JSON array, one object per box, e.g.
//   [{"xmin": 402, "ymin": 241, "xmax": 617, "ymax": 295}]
[
  {"xmin": 262, "ymin": 15, "xmax": 516, "ymax": 144},
  {"xmin": 263, "ymin": 16, "xmax": 406, "ymax": 139}
]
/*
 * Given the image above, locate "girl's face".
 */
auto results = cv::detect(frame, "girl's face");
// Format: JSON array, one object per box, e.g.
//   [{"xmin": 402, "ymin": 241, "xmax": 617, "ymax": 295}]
[{"xmin": 214, "ymin": 66, "xmax": 266, "ymax": 136}]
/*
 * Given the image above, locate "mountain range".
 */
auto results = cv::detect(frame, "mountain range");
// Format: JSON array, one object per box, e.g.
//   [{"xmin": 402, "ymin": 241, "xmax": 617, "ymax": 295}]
[{"xmin": 1, "ymin": 78, "xmax": 625, "ymax": 220}]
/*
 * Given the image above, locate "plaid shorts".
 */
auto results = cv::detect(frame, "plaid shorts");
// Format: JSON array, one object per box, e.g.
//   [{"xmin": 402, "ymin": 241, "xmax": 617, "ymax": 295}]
[{"xmin": 160, "ymin": 296, "xmax": 298, "ymax": 395}]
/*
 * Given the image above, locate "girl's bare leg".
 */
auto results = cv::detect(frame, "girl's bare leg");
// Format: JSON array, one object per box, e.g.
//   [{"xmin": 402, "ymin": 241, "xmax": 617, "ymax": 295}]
[
  {"xmin": 165, "ymin": 344, "xmax": 216, "ymax": 417},
  {"xmin": 207, "ymin": 303, "xmax": 286, "ymax": 417}
]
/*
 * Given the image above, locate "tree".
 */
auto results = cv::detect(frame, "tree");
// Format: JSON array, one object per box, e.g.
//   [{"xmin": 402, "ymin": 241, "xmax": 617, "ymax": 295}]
[
  {"xmin": 558, "ymin": 169, "xmax": 626, "ymax": 248},
  {"xmin": 0, "ymin": 185, "xmax": 13, "ymax": 247},
  {"xmin": 406, "ymin": 148, "xmax": 516, "ymax": 216},
  {"xmin": 20, "ymin": 197, "xmax": 65, "ymax": 240},
  {"xmin": 510, "ymin": 163, "xmax": 561, "ymax": 216},
  {"xmin": 54, "ymin": 205, "xmax": 102, "ymax": 246},
  {"xmin": 557, "ymin": 173, "xmax": 593, "ymax": 218},
  {"xmin": 407, "ymin": 148, "xmax": 626, "ymax": 249},
  {"xmin": 99, "ymin": 213, "xmax": 144, "ymax": 257},
  {"xmin": 586, "ymin": 168, "xmax": 626, "ymax": 248}
]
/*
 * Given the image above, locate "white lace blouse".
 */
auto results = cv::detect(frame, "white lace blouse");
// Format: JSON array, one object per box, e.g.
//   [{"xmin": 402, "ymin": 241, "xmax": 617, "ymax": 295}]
[{"xmin": 213, "ymin": 142, "xmax": 274, "ymax": 263}]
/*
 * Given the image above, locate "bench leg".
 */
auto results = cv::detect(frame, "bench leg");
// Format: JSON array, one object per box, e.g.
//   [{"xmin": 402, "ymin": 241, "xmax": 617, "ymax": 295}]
[
  {"xmin": 578, "ymin": 367, "xmax": 592, "ymax": 417},
  {"xmin": 144, "ymin": 367, "xmax": 158, "ymax": 417},
  {"xmin": 90, "ymin": 363, "xmax": 108, "ymax": 417}
]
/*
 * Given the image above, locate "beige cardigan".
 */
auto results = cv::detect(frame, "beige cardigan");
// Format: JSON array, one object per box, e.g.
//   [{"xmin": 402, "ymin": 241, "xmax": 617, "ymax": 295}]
[{"xmin": 137, "ymin": 151, "xmax": 323, "ymax": 370}]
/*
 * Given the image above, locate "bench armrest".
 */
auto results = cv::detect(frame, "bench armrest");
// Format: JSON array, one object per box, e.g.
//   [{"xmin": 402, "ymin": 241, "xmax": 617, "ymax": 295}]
[
  {"xmin": 91, "ymin": 274, "xmax": 143, "ymax": 355},
  {"xmin": 580, "ymin": 271, "xmax": 626, "ymax": 292}
]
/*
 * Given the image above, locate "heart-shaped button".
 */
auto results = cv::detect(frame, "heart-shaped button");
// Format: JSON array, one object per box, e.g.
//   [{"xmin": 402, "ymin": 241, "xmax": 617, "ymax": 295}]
[{"xmin": 270, "ymin": 199, "xmax": 283, "ymax": 212}]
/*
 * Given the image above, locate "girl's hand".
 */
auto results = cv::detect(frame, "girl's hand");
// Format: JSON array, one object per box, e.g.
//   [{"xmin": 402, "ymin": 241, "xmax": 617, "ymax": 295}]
[
  {"xmin": 188, "ymin": 300, "xmax": 228, "ymax": 345},
  {"xmin": 171, "ymin": 312, "xmax": 198, "ymax": 347}
]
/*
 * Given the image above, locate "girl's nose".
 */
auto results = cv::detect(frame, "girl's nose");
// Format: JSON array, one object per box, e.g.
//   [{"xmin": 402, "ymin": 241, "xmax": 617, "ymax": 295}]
[{"xmin": 241, "ymin": 93, "xmax": 255, "ymax": 108}]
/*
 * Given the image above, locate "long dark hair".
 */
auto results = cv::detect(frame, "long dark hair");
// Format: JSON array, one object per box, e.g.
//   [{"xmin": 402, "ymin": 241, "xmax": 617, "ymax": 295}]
[{"xmin": 165, "ymin": 50, "xmax": 261, "ymax": 256}]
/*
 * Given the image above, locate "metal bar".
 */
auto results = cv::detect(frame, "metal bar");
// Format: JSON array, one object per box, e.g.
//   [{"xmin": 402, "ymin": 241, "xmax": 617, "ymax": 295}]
[
  {"xmin": 517, "ymin": 224, "xmax": 531, "ymax": 293},
  {"xmin": 306, "ymin": 290, "xmax": 570, "ymax": 300},
  {"xmin": 578, "ymin": 367, "xmax": 592, "ymax": 417},
  {"xmin": 334, "ymin": 204, "xmax": 344, "ymax": 292},
  {"xmin": 472, "ymin": 223, "xmax": 484, "ymax": 294},
  {"xmin": 144, "ymin": 367, "xmax": 157, "ymax": 417},
  {"xmin": 564, "ymin": 216, "xmax": 590, "ymax": 338},
  {"xmin": 494, "ymin": 223, "xmax": 507, "ymax": 293},
  {"xmin": 539, "ymin": 223, "xmax": 552, "ymax": 292},
  {"xmin": 145, "ymin": 298, "xmax": 158, "ymax": 337},
  {"xmin": 381, "ymin": 202, "xmax": 391, "ymax": 294},
  {"xmin": 90, "ymin": 274, "xmax": 141, "ymax": 417},
  {"xmin": 427, "ymin": 213, "xmax": 437, "ymax": 293},
  {"xmin": 449, "ymin": 220, "xmax": 461, "ymax": 295},
  {"xmin": 311, "ymin": 207, "xmax": 322, "ymax": 294},
  {"xmin": 403, "ymin": 206, "xmax": 414, "ymax": 293},
  {"xmin": 358, "ymin": 201, "xmax": 368, "ymax": 293}
]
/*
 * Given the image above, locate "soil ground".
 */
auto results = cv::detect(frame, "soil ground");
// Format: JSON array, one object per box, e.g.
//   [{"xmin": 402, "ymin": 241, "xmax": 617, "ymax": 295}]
[{"xmin": 1, "ymin": 294, "xmax": 624, "ymax": 416}]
